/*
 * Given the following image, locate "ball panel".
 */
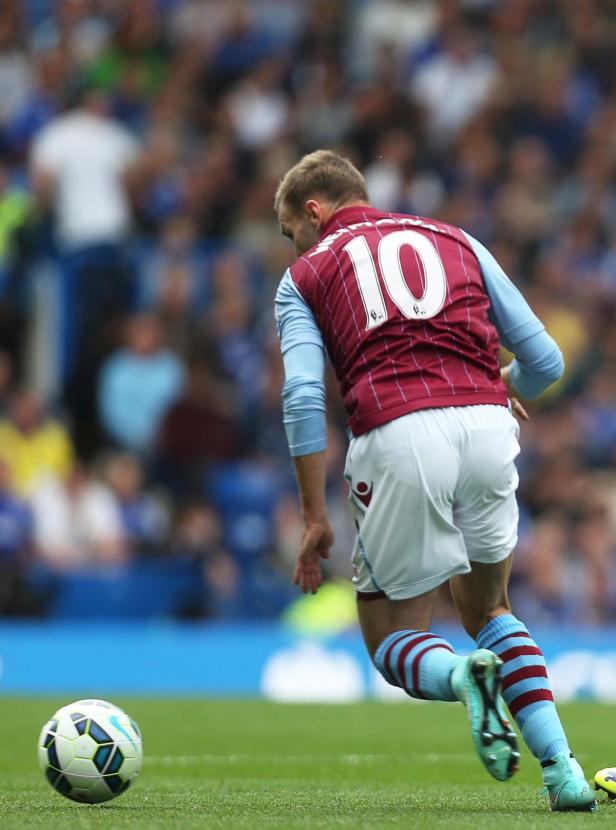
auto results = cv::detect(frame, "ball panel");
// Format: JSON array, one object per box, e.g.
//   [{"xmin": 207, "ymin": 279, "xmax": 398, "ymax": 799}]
[
  {"xmin": 73, "ymin": 734, "xmax": 97, "ymax": 759},
  {"xmin": 88, "ymin": 719, "xmax": 113, "ymax": 744},
  {"xmin": 47, "ymin": 738, "xmax": 60, "ymax": 770},
  {"xmin": 37, "ymin": 743, "xmax": 48, "ymax": 772},
  {"xmin": 118, "ymin": 753, "xmax": 142, "ymax": 779},
  {"xmin": 64, "ymin": 756, "xmax": 98, "ymax": 778},
  {"xmin": 54, "ymin": 733, "xmax": 77, "ymax": 769},
  {"xmin": 102, "ymin": 712, "xmax": 142, "ymax": 755},
  {"xmin": 93, "ymin": 744, "xmax": 113, "ymax": 772},
  {"xmin": 105, "ymin": 773, "xmax": 125, "ymax": 794},
  {"xmin": 106, "ymin": 747, "xmax": 124, "ymax": 774},
  {"xmin": 45, "ymin": 767, "xmax": 60, "ymax": 787},
  {"xmin": 87, "ymin": 778, "xmax": 117, "ymax": 803},
  {"xmin": 47, "ymin": 769, "xmax": 72, "ymax": 797},
  {"xmin": 55, "ymin": 714, "xmax": 80, "ymax": 741}
]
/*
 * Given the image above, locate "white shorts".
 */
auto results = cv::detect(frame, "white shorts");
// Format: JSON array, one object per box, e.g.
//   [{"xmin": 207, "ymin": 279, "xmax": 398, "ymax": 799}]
[{"xmin": 345, "ymin": 405, "xmax": 520, "ymax": 601}]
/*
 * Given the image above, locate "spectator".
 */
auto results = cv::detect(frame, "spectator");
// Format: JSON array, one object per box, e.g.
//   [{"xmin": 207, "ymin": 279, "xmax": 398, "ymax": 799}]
[
  {"xmin": 157, "ymin": 360, "xmax": 238, "ymax": 495},
  {"xmin": 0, "ymin": 7, "xmax": 33, "ymax": 131},
  {"xmin": 172, "ymin": 500, "xmax": 242, "ymax": 618},
  {"xmin": 98, "ymin": 313, "xmax": 185, "ymax": 454},
  {"xmin": 103, "ymin": 451, "xmax": 169, "ymax": 556},
  {"xmin": 574, "ymin": 367, "xmax": 616, "ymax": 467},
  {"xmin": 205, "ymin": 251, "xmax": 266, "ymax": 413},
  {"xmin": 138, "ymin": 214, "xmax": 209, "ymax": 314},
  {"xmin": 30, "ymin": 83, "xmax": 142, "ymax": 382},
  {"xmin": 0, "ymin": 458, "xmax": 33, "ymax": 614},
  {"xmin": 0, "ymin": 163, "xmax": 36, "ymax": 299},
  {"xmin": 225, "ymin": 58, "xmax": 290, "ymax": 151},
  {"xmin": 30, "ymin": 462, "xmax": 126, "ymax": 569},
  {"xmin": 410, "ymin": 25, "xmax": 500, "ymax": 146},
  {"xmin": 0, "ymin": 389, "xmax": 73, "ymax": 496}
]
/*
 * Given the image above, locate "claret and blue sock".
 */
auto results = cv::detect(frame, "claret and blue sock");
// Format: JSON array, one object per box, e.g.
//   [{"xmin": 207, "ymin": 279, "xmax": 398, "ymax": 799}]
[
  {"xmin": 474, "ymin": 613, "xmax": 567, "ymax": 762},
  {"xmin": 475, "ymin": 613, "xmax": 596, "ymax": 811},
  {"xmin": 374, "ymin": 629, "xmax": 461, "ymax": 701}
]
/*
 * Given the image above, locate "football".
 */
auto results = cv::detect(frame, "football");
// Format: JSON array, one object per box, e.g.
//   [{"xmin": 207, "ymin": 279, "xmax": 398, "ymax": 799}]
[
  {"xmin": 37, "ymin": 699, "xmax": 143, "ymax": 803},
  {"xmin": 594, "ymin": 767, "xmax": 616, "ymax": 800}
]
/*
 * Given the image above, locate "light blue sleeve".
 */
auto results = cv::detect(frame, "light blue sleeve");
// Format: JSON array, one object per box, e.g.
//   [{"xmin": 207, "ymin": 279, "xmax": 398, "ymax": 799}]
[
  {"xmin": 463, "ymin": 231, "xmax": 564, "ymax": 399},
  {"xmin": 275, "ymin": 270, "xmax": 327, "ymax": 457}
]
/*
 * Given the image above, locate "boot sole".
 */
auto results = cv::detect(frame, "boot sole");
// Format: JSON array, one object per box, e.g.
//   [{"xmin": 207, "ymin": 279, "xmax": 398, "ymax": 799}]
[{"xmin": 466, "ymin": 650, "xmax": 520, "ymax": 782}]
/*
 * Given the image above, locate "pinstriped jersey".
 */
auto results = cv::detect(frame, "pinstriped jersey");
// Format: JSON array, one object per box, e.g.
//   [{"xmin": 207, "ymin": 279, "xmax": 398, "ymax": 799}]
[{"xmin": 288, "ymin": 206, "xmax": 508, "ymax": 436}]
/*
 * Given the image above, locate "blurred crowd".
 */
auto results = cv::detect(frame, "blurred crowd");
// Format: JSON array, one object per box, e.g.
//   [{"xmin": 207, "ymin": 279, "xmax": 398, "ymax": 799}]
[{"xmin": 0, "ymin": 0, "xmax": 616, "ymax": 624}]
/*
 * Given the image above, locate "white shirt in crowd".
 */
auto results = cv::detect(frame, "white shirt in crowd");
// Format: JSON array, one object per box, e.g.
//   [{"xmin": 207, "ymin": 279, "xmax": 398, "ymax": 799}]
[
  {"xmin": 31, "ymin": 110, "xmax": 140, "ymax": 248},
  {"xmin": 31, "ymin": 475, "xmax": 125, "ymax": 568},
  {"xmin": 411, "ymin": 51, "xmax": 499, "ymax": 146}
]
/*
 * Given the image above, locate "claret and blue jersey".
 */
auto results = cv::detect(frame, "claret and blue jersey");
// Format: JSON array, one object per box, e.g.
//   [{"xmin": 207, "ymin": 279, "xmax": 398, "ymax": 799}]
[{"xmin": 275, "ymin": 206, "xmax": 564, "ymax": 457}]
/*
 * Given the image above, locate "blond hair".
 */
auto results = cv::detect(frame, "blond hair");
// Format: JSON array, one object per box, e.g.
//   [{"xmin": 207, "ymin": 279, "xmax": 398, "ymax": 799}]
[{"xmin": 274, "ymin": 150, "xmax": 369, "ymax": 216}]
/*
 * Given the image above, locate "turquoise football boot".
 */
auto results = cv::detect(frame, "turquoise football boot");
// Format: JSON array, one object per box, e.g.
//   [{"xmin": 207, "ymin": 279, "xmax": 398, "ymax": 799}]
[
  {"xmin": 542, "ymin": 752, "xmax": 597, "ymax": 812},
  {"xmin": 451, "ymin": 649, "xmax": 520, "ymax": 781}
]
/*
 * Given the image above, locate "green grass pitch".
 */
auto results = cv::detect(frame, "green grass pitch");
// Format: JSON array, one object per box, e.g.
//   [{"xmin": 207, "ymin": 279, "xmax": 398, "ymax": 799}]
[{"xmin": 1, "ymin": 699, "xmax": 614, "ymax": 829}]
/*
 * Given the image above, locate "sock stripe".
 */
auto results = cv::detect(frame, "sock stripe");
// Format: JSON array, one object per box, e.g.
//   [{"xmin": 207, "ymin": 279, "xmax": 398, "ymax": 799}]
[
  {"xmin": 499, "ymin": 644, "xmax": 543, "ymax": 663},
  {"xmin": 502, "ymin": 664, "xmax": 548, "ymax": 691},
  {"xmin": 411, "ymin": 642, "xmax": 454, "ymax": 699},
  {"xmin": 486, "ymin": 630, "xmax": 531, "ymax": 650},
  {"xmin": 382, "ymin": 632, "xmax": 414, "ymax": 684},
  {"xmin": 396, "ymin": 634, "xmax": 438, "ymax": 690},
  {"xmin": 508, "ymin": 688, "xmax": 554, "ymax": 717}
]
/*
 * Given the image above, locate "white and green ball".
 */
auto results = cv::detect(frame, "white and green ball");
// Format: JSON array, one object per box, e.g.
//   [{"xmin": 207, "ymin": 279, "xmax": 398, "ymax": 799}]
[{"xmin": 38, "ymin": 698, "xmax": 143, "ymax": 803}]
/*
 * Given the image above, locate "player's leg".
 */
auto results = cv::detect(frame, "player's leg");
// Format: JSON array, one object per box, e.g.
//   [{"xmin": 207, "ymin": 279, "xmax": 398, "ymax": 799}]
[
  {"xmin": 357, "ymin": 589, "xmax": 462, "ymax": 702},
  {"xmin": 347, "ymin": 411, "xmax": 469, "ymax": 704},
  {"xmin": 452, "ymin": 405, "xmax": 596, "ymax": 811},
  {"xmin": 451, "ymin": 561, "xmax": 596, "ymax": 811},
  {"xmin": 357, "ymin": 589, "xmax": 519, "ymax": 781},
  {"xmin": 347, "ymin": 410, "xmax": 518, "ymax": 780}
]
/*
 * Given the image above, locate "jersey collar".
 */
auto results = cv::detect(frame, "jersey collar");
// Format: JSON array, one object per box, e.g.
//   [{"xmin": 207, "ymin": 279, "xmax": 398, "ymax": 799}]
[{"xmin": 320, "ymin": 204, "xmax": 380, "ymax": 238}]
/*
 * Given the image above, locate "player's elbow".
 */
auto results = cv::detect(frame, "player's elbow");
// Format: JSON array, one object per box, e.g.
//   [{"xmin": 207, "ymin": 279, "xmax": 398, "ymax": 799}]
[
  {"xmin": 543, "ymin": 346, "xmax": 565, "ymax": 386},
  {"xmin": 510, "ymin": 345, "xmax": 565, "ymax": 400},
  {"xmin": 281, "ymin": 376, "xmax": 326, "ymax": 415}
]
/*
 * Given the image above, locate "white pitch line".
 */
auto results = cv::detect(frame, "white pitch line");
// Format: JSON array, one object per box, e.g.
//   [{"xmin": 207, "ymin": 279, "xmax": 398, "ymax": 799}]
[{"xmin": 145, "ymin": 752, "xmax": 474, "ymax": 767}]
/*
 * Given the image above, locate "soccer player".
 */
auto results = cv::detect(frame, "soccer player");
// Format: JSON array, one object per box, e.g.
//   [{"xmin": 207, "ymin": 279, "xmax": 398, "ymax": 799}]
[{"xmin": 274, "ymin": 150, "xmax": 596, "ymax": 812}]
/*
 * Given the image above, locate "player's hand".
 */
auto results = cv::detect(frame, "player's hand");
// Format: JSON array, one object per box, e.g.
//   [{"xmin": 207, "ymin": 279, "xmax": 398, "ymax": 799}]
[
  {"xmin": 293, "ymin": 519, "xmax": 335, "ymax": 595},
  {"xmin": 510, "ymin": 397, "xmax": 529, "ymax": 421},
  {"xmin": 501, "ymin": 366, "xmax": 529, "ymax": 421}
]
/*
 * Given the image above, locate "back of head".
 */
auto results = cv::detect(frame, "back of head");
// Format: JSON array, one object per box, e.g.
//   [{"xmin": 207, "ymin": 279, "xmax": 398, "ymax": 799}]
[{"xmin": 274, "ymin": 150, "xmax": 369, "ymax": 217}]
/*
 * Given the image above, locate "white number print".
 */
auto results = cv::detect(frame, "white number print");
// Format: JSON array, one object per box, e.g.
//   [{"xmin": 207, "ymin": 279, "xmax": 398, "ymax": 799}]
[{"xmin": 343, "ymin": 230, "xmax": 447, "ymax": 330}]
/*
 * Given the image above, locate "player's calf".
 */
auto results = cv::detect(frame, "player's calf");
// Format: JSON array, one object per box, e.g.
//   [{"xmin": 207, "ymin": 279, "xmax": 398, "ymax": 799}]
[{"xmin": 373, "ymin": 629, "xmax": 461, "ymax": 701}]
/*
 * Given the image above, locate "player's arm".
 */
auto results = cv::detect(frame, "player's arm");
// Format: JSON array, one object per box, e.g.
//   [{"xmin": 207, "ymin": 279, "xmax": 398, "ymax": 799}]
[
  {"xmin": 463, "ymin": 231, "xmax": 564, "ymax": 400},
  {"xmin": 275, "ymin": 270, "xmax": 334, "ymax": 594}
]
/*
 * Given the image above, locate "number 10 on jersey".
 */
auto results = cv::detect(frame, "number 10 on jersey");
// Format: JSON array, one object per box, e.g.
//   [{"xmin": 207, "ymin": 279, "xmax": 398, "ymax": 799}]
[{"xmin": 343, "ymin": 230, "xmax": 447, "ymax": 330}]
